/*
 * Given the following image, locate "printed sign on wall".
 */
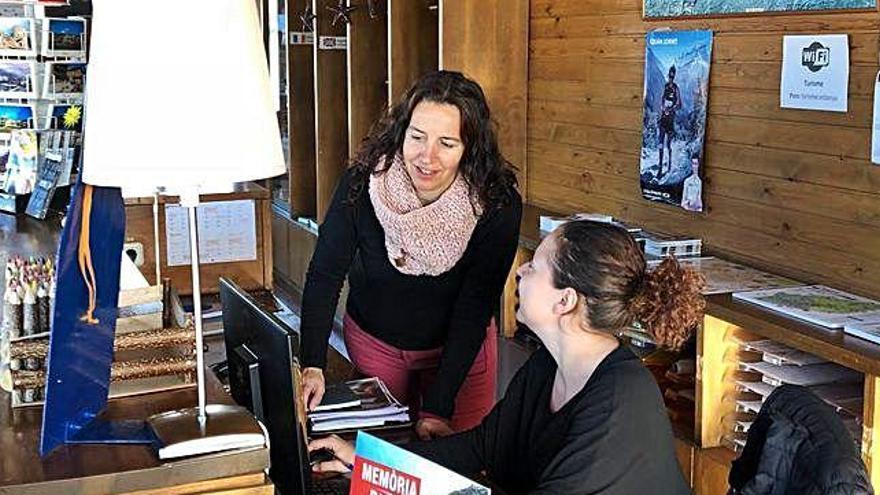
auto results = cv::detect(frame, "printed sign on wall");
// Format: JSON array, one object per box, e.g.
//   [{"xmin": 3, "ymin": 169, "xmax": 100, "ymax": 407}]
[
  {"xmin": 780, "ymin": 34, "xmax": 849, "ymax": 113},
  {"xmin": 639, "ymin": 30, "xmax": 713, "ymax": 213}
]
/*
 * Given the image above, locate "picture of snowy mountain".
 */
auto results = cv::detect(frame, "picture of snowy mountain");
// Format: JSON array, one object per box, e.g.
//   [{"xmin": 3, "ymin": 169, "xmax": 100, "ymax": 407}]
[
  {"xmin": 644, "ymin": 0, "xmax": 875, "ymax": 18},
  {"xmin": 639, "ymin": 30, "xmax": 712, "ymax": 211}
]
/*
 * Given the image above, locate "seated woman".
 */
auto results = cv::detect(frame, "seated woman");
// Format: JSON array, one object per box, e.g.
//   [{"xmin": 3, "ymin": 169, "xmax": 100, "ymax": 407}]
[{"xmin": 309, "ymin": 220, "xmax": 703, "ymax": 494}]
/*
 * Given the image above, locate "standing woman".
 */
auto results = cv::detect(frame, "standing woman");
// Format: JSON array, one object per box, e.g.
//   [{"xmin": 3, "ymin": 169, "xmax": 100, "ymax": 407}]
[{"xmin": 299, "ymin": 71, "xmax": 522, "ymax": 439}]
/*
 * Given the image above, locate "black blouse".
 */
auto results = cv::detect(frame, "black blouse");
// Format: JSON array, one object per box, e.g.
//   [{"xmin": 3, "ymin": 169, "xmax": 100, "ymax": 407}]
[
  {"xmin": 299, "ymin": 168, "xmax": 522, "ymax": 419},
  {"xmin": 406, "ymin": 345, "xmax": 691, "ymax": 494}
]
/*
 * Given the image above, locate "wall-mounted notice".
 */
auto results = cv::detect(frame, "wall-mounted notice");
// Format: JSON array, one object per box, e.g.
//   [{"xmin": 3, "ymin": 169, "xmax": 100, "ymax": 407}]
[
  {"xmin": 872, "ymin": 71, "xmax": 880, "ymax": 164},
  {"xmin": 165, "ymin": 199, "xmax": 257, "ymax": 267},
  {"xmin": 780, "ymin": 34, "xmax": 849, "ymax": 113}
]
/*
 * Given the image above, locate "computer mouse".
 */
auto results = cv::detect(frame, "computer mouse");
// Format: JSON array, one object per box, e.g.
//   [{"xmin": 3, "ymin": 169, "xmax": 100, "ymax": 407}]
[{"xmin": 309, "ymin": 447, "xmax": 337, "ymax": 466}]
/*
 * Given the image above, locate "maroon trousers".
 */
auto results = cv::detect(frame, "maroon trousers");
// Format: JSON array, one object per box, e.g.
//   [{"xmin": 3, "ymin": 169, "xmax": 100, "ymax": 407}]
[{"xmin": 342, "ymin": 314, "xmax": 497, "ymax": 432}]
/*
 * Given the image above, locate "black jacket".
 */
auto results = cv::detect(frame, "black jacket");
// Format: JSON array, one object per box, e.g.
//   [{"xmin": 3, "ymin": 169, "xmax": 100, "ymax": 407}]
[{"xmin": 728, "ymin": 384, "xmax": 872, "ymax": 495}]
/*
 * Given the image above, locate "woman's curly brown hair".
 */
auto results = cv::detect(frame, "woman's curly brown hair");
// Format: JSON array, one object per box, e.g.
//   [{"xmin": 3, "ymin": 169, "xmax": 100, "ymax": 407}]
[
  {"xmin": 629, "ymin": 257, "xmax": 706, "ymax": 350},
  {"xmin": 346, "ymin": 70, "xmax": 518, "ymax": 213},
  {"xmin": 552, "ymin": 221, "xmax": 705, "ymax": 350}
]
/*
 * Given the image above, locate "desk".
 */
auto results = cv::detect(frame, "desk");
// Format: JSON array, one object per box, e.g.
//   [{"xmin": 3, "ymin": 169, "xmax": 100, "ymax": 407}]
[{"xmin": 0, "ymin": 371, "xmax": 272, "ymax": 495}]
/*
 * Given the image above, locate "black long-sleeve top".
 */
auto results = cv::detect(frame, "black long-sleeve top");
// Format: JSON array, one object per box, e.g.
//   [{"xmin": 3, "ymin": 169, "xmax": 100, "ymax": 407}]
[
  {"xmin": 300, "ymin": 168, "xmax": 522, "ymax": 419},
  {"xmin": 406, "ymin": 345, "xmax": 691, "ymax": 494}
]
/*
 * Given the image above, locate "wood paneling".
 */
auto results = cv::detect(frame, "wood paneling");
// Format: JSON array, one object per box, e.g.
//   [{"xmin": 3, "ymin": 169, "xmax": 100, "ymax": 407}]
[
  {"xmin": 863, "ymin": 375, "xmax": 880, "ymax": 487},
  {"xmin": 441, "ymin": 0, "xmax": 530, "ymax": 194},
  {"xmin": 674, "ymin": 437, "xmax": 695, "ymax": 487},
  {"xmin": 501, "ymin": 246, "xmax": 533, "ymax": 337},
  {"xmin": 347, "ymin": 1, "xmax": 388, "ymax": 156},
  {"xmin": 288, "ymin": 0, "xmax": 318, "ymax": 217},
  {"xmin": 122, "ymin": 473, "xmax": 271, "ymax": 495},
  {"xmin": 527, "ymin": 0, "xmax": 880, "ymax": 298},
  {"xmin": 271, "ymin": 209, "xmax": 291, "ymax": 280},
  {"xmin": 388, "ymin": 0, "xmax": 438, "ymax": 104},
  {"xmin": 314, "ymin": 0, "xmax": 350, "ymax": 222},
  {"xmin": 693, "ymin": 447, "xmax": 735, "ymax": 495}
]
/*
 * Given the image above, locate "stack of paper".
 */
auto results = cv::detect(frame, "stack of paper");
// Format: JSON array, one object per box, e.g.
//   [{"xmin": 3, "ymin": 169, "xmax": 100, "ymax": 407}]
[{"xmin": 309, "ymin": 377, "xmax": 410, "ymax": 433}]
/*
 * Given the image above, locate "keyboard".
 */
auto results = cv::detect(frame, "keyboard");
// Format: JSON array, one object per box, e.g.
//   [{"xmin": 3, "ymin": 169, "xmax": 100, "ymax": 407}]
[{"xmin": 309, "ymin": 477, "xmax": 349, "ymax": 495}]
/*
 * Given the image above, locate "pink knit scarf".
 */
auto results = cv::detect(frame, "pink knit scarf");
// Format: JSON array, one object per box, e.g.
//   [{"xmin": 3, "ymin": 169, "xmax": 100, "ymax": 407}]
[{"xmin": 369, "ymin": 156, "xmax": 481, "ymax": 276}]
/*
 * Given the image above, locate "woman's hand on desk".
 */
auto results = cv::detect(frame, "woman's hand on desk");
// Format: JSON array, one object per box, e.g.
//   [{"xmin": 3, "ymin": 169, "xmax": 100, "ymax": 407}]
[
  {"xmin": 308, "ymin": 435, "xmax": 355, "ymax": 473},
  {"xmin": 415, "ymin": 417, "xmax": 454, "ymax": 440},
  {"xmin": 302, "ymin": 367, "xmax": 326, "ymax": 411}
]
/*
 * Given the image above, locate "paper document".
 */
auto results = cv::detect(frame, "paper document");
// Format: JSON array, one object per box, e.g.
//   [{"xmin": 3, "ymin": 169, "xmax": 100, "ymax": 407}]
[
  {"xmin": 165, "ymin": 199, "xmax": 257, "ymax": 267},
  {"xmin": 873, "ymin": 71, "xmax": 880, "ymax": 164}
]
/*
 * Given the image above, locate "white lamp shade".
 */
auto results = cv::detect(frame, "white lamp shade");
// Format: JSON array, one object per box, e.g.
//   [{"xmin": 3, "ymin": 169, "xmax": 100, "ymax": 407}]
[{"xmin": 81, "ymin": 0, "xmax": 285, "ymax": 194}]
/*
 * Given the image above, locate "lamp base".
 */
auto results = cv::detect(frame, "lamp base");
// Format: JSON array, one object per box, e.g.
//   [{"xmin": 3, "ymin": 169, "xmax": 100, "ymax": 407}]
[{"xmin": 147, "ymin": 404, "xmax": 265, "ymax": 460}]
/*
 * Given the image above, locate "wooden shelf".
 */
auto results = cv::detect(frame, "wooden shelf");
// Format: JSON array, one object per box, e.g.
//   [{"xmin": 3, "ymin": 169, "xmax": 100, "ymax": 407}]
[{"xmin": 707, "ymin": 294, "xmax": 880, "ymax": 377}]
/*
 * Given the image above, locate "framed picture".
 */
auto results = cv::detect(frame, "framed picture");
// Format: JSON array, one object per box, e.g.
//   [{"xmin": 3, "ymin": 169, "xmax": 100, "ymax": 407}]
[
  {"xmin": 46, "ymin": 103, "xmax": 82, "ymax": 132},
  {"xmin": 42, "ymin": 62, "xmax": 85, "ymax": 100},
  {"xmin": 0, "ymin": 104, "xmax": 33, "ymax": 130},
  {"xmin": 0, "ymin": 61, "xmax": 36, "ymax": 99},
  {"xmin": 0, "ymin": 17, "xmax": 35, "ymax": 57},
  {"xmin": 41, "ymin": 18, "xmax": 86, "ymax": 57},
  {"xmin": 643, "ymin": 0, "xmax": 877, "ymax": 19}
]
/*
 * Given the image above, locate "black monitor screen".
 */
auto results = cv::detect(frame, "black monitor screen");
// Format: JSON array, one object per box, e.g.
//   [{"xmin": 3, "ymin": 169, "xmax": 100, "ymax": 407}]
[{"xmin": 219, "ymin": 277, "xmax": 310, "ymax": 495}]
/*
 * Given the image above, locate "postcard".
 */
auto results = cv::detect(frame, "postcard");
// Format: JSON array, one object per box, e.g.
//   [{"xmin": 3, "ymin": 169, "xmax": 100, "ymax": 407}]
[
  {"xmin": 43, "ymin": 62, "xmax": 85, "ymax": 99},
  {"xmin": 0, "ymin": 104, "xmax": 33, "ymax": 130},
  {"xmin": 0, "ymin": 17, "xmax": 35, "ymax": 57},
  {"xmin": 46, "ymin": 103, "xmax": 82, "ymax": 131},
  {"xmin": 0, "ymin": 61, "xmax": 35, "ymax": 99},
  {"xmin": 3, "ymin": 129, "xmax": 37, "ymax": 194},
  {"xmin": 41, "ymin": 18, "xmax": 85, "ymax": 57}
]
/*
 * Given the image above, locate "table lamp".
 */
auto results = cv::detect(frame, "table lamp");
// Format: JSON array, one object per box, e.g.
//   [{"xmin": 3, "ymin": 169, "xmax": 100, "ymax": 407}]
[{"xmin": 40, "ymin": 0, "xmax": 285, "ymax": 457}]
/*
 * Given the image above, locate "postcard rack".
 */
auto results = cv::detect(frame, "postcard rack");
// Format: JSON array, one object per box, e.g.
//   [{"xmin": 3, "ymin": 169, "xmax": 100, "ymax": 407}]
[{"xmin": 0, "ymin": 6, "xmax": 86, "ymax": 214}]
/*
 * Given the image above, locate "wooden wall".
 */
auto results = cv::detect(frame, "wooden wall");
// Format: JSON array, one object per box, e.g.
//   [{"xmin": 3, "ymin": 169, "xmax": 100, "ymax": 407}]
[
  {"xmin": 527, "ymin": 0, "xmax": 880, "ymax": 299},
  {"xmin": 442, "ymin": 0, "xmax": 530, "ymax": 195}
]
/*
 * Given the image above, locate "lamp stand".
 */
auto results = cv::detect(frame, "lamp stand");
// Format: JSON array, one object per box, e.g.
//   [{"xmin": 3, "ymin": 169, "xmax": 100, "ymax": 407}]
[
  {"xmin": 153, "ymin": 191, "xmax": 162, "ymax": 286},
  {"xmin": 143, "ymin": 190, "xmax": 264, "ymax": 460},
  {"xmin": 63, "ymin": 190, "xmax": 265, "ymax": 459}
]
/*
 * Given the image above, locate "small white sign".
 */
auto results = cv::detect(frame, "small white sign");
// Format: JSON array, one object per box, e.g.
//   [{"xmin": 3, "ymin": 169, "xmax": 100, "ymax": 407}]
[
  {"xmin": 318, "ymin": 36, "xmax": 347, "ymax": 50},
  {"xmin": 873, "ymin": 71, "xmax": 880, "ymax": 164},
  {"xmin": 780, "ymin": 34, "xmax": 849, "ymax": 113},
  {"xmin": 165, "ymin": 200, "xmax": 258, "ymax": 267},
  {"xmin": 289, "ymin": 31, "xmax": 314, "ymax": 45}
]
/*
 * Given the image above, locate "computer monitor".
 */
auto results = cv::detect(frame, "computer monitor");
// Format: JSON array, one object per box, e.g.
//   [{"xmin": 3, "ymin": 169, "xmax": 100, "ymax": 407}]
[{"xmin": 219, "ymin": 277, "xmax": 335, "ymax": 495}]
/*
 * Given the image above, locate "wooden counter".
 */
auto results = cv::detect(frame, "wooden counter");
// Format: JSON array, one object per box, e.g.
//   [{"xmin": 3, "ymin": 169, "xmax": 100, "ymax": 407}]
[{"xmin": 0, "ymin": 371, "xmax": 271, "ymax": 495}]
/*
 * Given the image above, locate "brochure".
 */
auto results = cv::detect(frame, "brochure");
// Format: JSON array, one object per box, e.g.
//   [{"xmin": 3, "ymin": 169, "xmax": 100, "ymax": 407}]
[
  {"xmin": 351, "ymin": 431, "xmax": 491, "ymax": 495},
  {"xmin": 733, "ymin": 285, "xmax": 880, "ymax": 329},
  {"xmin": 309, "ymin": 377, "xmax": 410, "ymax": 433}
]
